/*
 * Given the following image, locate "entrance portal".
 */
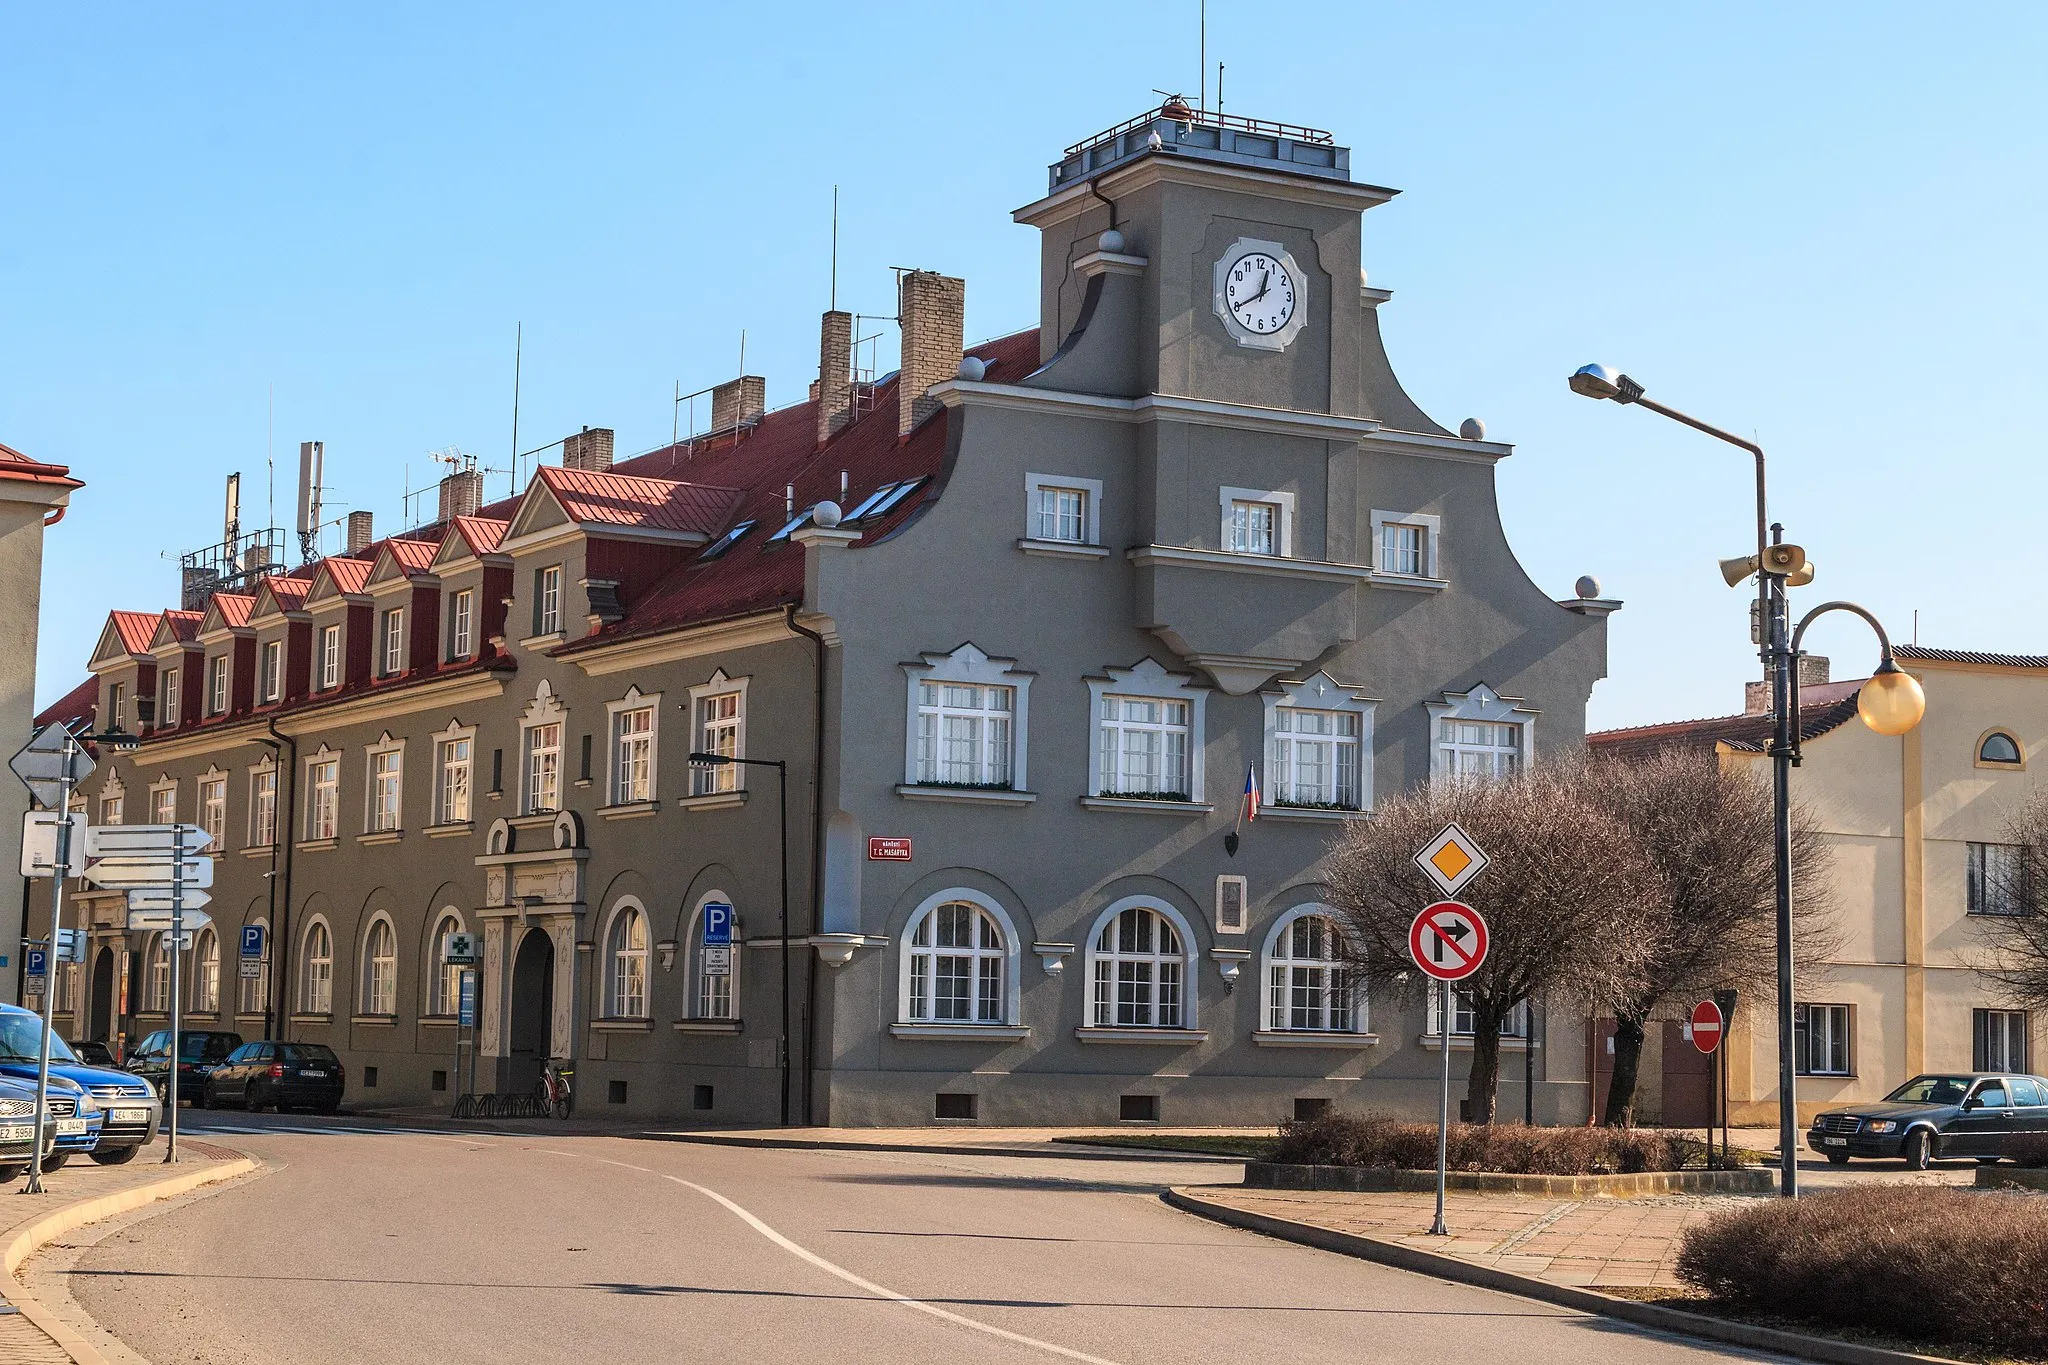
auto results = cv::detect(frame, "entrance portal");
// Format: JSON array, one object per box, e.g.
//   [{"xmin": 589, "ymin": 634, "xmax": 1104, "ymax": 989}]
[
  {"xmin": 90, "ymin": 948, "xmax": 115, "ymax": 1043},
  {"xmin": 507, "ymin": 927, "xmax": 555, "ymax": 1093}
]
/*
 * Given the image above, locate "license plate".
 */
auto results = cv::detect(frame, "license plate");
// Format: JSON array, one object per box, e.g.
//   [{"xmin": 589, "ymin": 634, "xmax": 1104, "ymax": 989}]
[
  {"xmin": 299, "ymin": 1070, "xmax": 328, "ymax": 1078},
  {"xmin": 56, "ymin": 1119, "xmax": 86, "ymax": 1137},
  {"xmin": 1823, "ymin": 1136, "xmax": 1847, "ymax": 1146},
  {"xmin": 0, "ymin": 1125, "xmax": 32, "ymax": 1143},
  {"xmin": 111, "ymin": 1108, "xmax": 149, "ymax": 1123}
]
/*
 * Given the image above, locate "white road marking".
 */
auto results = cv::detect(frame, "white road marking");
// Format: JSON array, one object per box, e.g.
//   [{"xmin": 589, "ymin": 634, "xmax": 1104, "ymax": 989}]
[{"xmin": 538, "ymin": 1152, "xmax": 1125, "ymax": 1365}]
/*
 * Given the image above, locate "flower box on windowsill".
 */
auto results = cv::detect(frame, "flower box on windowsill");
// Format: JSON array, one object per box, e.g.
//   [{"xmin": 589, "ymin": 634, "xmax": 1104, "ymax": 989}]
[
  {"xmin": 599, "ymin": 800, "xmax": 660, "ymax": 820},
  {"xmin": 889, "ymin": 1023, "xmax": 1032, "ymax": 1041},
  {"xmin": 425, "ymin": 821, "xmax": 474, "ymax": 839},
  {"xmin": 592, "ymin": 1017, "xmax": 654, "ymax": 1033},
  {"xmin": 1081, "ymin": 795, "xmax": 1214, "ymax": 816},
  {"xmin": 675, "ymin": 791, "xmax": 747, "ymax": 813},
  {"xmin": 671, "ymin": 1019, "xmax": 743, "ymax": 1035},
  {"xmin": 358, "ymin": 831, "xmax": 403, "ymax": 846},
  {"xmin": 1016, "ymin": 537, "xmax": 1112, "ymax": 560},
  {"xmin": 895, "ymin": 784, "xmax": 1037, "ymax": 806},
  {"xmin": 1259, "ymin": 803, "xmax": 1364, "ymax": 823},
  {"xmin": 1073, "ymin": 1027, "xmax": 1210, "ymax": 1045},
  {"xmin": 1251, "ymin": 1030, "xmax": 1381, "ymax": 1048}
]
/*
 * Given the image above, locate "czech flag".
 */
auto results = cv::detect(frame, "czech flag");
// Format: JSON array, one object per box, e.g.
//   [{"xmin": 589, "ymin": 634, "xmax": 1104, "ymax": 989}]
[{"xmin": 1239, "ymin": 762, "xmax": 1260, "ymax": 828}]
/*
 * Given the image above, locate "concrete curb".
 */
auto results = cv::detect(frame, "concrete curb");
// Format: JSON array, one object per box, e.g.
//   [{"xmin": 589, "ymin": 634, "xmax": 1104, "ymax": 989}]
[
  {"xmin": 2, "ymin": 1154, "xmax": 259, "ymax": 1365},
  {"xmin": 636, "ymin": 1131, "xmax": 1241, "ymax": 1164},
  {"xmin": 1162, "ymin": 1185, "xmax": 1968, "ymax": 1365}
]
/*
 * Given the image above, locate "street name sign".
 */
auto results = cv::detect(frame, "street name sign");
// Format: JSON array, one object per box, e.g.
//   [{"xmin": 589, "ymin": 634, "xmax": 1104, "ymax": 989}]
[
  {"xmin": 85, "ymin": 825, "xmax": 210, "ymax": 858},
  {"xmin": 1414, "ymin": 822, "xmax": 1490, "ymax": 899},
  {"xmin": 128, "ymin": 906, "xmax": 211, "ymax": 933},
  {"xmin": 867, "ymin": 837, "xmax": 912, "ymax": 862},
  {"xmin": 9, "ymin": 724, "xmax": 93, "ymax": 809},
  {"xmin": 1690, "ymin": 999, "xmax": 1725, "ymax": 1054},
  {"xmin": 85, "ymin": 856, "xmax": 213, "ymax": 891},
  {"xmin": 19, "ymin": 812, "xmax": 87, "ymax": 878},
  {"xmin": 702, "ymin": 902, "xmax": 734, "ymax": 946},
  {"xmin": 124, "ymin": 887, "xmax": 213, "ymax": 912},
  {"xmin": 444, "ymin": 932, "xmax": 480, "ymax": 966},
  {"xmin": 1409, "ymin": 901, "xmax": 1489, "ymax": 982}
]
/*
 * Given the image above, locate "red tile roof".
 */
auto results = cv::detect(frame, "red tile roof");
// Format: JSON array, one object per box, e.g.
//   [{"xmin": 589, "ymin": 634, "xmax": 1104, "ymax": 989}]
[
  {"xmin": 319, "ymin": 557, "xmax": 374, "ymax": 595},
  {"xmin": 1894, "ymin": 645, "xmax": 2048, "ymax": 669},
  {"xmin": 109, "ymin": 611, "xmax": 160, "ymax": 656},
  {"xmin": 34, "ymin": 676, "xmax": 97, "ymax": 731},
  {"xmin": 157, "ymin": 610, "xmax": 203, "ymax": 644},
  {"xmin": 210, "ymin": 593, "xmax": 255, "ymax": 629},
  {"xmin": 262, "ymin": 578, "xmax": 311, "ymax": 611},
  {"xmin": 533, "ymin": 466, "xmax": 744, "ymax": 537},
  {"xmin": 385, "ymin": 540, "xmax": 438, "ymax": 575},
  {"xmin": 0, "ymin": 442, "xmax": 82, "ymax": 492},
  {"xmin": 448, "ymin": 516, "xmax": 509, "ymax": 557},
  {"xmin": 1589, "ymin": 693, "xmax": 1865, "ymax": 759}
]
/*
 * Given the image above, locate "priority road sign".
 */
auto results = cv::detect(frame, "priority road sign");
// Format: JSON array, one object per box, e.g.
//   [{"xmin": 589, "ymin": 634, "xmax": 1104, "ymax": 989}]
[
  {"xmin": 9, "ymin": 723, "xmax": 93, "ymax": 809},
  {"xmin": 703, "ymin": 902, "xmax": 734, "ymax": 946},
  {"xmin": 127, "ymin": 906, "xmax": 212, "ymax": 933},
  {"xmin": 85, "ymin": 824, "xmax": 210, "ymax": 858},
  {"xmin": 124, "ymin": 886, "xmax": 213, "ymax": 912},
  {"xmin": 84, "ymin": 856, "xmax": 213, "ymax": 891},
  {"xmin": 1690, "ymin": 998, "xmax": 1725, "ymax": 1054},
  {"xmin": 1409, "ymin": 901, "xmax": 1489, "ymax": 982},
  {"xmin": 1415, "ymin": 822, "xmax": 1490, "ymax": 899}
]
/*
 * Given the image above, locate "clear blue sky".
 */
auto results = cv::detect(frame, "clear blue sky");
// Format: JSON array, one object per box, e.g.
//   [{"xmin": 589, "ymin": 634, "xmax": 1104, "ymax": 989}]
[{"xmin": 6, "ymin": 4, "xmax": 2042, "ymax": 728}]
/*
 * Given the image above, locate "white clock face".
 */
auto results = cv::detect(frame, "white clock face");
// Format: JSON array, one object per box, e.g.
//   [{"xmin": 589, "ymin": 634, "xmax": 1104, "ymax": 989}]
[{"xmin": 1223, "ymin": 251, "xmax": 1297, "ymax": 338}]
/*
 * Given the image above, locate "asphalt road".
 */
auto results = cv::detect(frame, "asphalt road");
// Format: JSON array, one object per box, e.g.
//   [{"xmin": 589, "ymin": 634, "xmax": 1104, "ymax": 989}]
[{"xmin": 61, "ymin": 1114, "xmax": 1791, "ymax": 1365}]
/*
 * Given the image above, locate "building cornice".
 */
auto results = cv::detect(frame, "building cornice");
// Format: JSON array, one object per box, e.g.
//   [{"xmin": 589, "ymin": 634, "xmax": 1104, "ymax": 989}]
[
  {"xmin": 1014, "ymin": 154, "xmax": 1396, "ymax": 228},
  {"xmin": 932, "ymin": 380, "xmax": 1380, "ymax": 443},
  {"xmin": 565, "ymin": 611, "xmax": 798, "ymax": 679}
]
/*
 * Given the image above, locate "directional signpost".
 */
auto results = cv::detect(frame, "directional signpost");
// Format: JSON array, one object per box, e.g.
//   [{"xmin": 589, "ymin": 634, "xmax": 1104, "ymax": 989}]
[{"xmin": 1411, "ymin": 822, "xmax": 1494, "ymax": 1237}]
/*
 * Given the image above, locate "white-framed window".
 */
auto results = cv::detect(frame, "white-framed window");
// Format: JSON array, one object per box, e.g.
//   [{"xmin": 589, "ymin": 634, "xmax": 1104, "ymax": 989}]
[
  {"xmin": 238, "ymin": 918, "xmax": 270, "ymax": 1016},
  {"xmin": 607, "ymin": 687, "xmax": 661, "ymax": 805},
  {"xmin": 1968, "ymin": 842, "xmax": 2026, "ymax": 917},
  {"xmin": 107, "ymin": 682, "xmax": 126, "ymax": 731},
  {"xmin": 901, "ymin": 646, "xmax": 1031, "ymax": 793},
  {"xmin": 434, "ymin": 726, "xmax": 473, "ymax": 826},
  {"xmin": 361, "ymin": 916, "xmax": 397, "ymax": 1015},
  {"xmin": 900, "ymin": 894, "xmax": 1012, "ymax": 1025},
  {"xmin": 1428, "ymin": 684, "xmax": 1535, "ymax": 782},
  {"xmin": 192, "ymin": 928, "xmax": 220, "ymax": 1014},
  {"xmin": 1263, "ymin": 908, "xmax": 1362, "ymax": 1033},
  {"xmin": 250, "ymin": 766, "xmax": 278, "ymax": 847},
  {"xmin": 1794, "ymin": 1002, "xmax": 1851, "ymax": 1076},
  {"xmin": 380, "ymin": 607, "xmax": 405, "ymax": 676},
  {"xmin": 448, "ymin": 588, "xmax": 474, "ymax": 660},
  {"xmin": 207, "ymin": 654, "xmax": 229, "ymax": 715},
  {"xmin": 1088, "ymin": 902, "xmax": 1193, "ymax": 1029},
  {"xmin": 606, "ymin": 902, "xmax": 649, "ymax": 1019},
  {"xmin": 159, "ymin": 666, "xmax": 180, "ymax": 728},
  {"xmin": 1087, "ymin": 659, "xmax": 1205, "ymax": 802},
  {"xmin": 144, "ymin": 934, "xmax": 169, "ymax": 1013},
  {"xmin": 688, "ymin": 895, "xmax": 739, "ymax": 1020},
  {"xmin": 535, "ymin": 565, "xmax": 562, "ymax": 636},
  {"xmin": 1220, "ymin": 486, "xmax": 1295, "ymax": 558},
  {"xmin": 1264, "ymin": 673, "xmax": 1377, "ymax": 812},
  {"xmin": 1370, "ymin": 509, "xmax": 1442, "ymax": 579},
  {"xmin": 149, "ymin": 781, "xmax": 177, "ymax": 825},
  {"xmin": 53, "ymin": 959, "xmax": 79, "ymax": 1017},
  {"xmin": 1975, "ymin": 1008, "xmax": 2029, "ymax": 1072},
  {"xmin": 260, "ymin": 639, "xmax": 283, "ymax": 701},
  {"xmin": 306, "ymin": 753, "xmax": 339, "ymax": 840},
  {"xmin": 318, "ymin": 624, "xmax": 341, "ymax": 690},
  {"xmin": 199, "ymin": 773, "xmax": 226, "ymax": 849},
  {"xmin": 367, "ymin": 741, "xmax": 403, "ymax": 833},
  {"xmin": 518, "ymin": 682, "xmax": 567, "ymax": 815},
  {"xmin": 428, "ymin": 912, "xmax": 466, "ymax": 1016},
  {"xmin": 689, "ymin": 671, "xmax": 745, "ymax": 796},
  {"xmin": 301, "ymin": 919, "xmax": 334, "ymax": 1015},
  {"xmin": 1024, "ymin": 472, "xmax": 1103, "ymax": 545},
  {"xmin": 1428, "ymin": 990, "xmax": 1529, "ymax": 1039},
  {"xmin": 98, "ymin": 789, "xmax": 123, "ymax": 826}
]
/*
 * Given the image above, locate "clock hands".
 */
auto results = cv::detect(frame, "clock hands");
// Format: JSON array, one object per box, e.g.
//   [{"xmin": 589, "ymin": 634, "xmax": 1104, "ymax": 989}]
[{"xmin": 1240, "ymin": 269, "xmax": 1272, "ymax": 308}]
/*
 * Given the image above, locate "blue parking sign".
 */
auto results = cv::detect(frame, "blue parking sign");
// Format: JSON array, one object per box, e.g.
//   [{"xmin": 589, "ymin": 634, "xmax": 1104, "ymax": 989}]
[
  {"xmin": 241, "ymin": 924, "xmax": 265, "ymax": 959},
  {"xmin": 702, "ymin": 902, "xmax": 733, "ymax": 946},
  {"xmin": 25, "ymin": 949, "xmax": 46, "ymax": 979}
]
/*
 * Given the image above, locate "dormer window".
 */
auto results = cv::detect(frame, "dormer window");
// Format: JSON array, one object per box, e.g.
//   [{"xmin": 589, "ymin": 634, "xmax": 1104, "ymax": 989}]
[
  {"xmin": 448, "ymin": 590, "xmax": 474, "ymax": 661},
  {"xmin": 207, "ymin": 656, "xmax": 229, "ymax": 716},
  {"xmin": 107, "ymin": 682, "xmax": 126, "ymax": 731},
  {"xmin": 260, "ymin": 640, "xmax": 283, "ymax": 702},
  {"xmin": 699, "ymin": 521, "xmax": 755, "ymax": 561},
  {"xmin": 380, "ymin": 607, "xmax": 405, "ymax": 676},
  {"xmin": 318, "ymin": 625, "xmax": 340, "ymax": 690},
  {"xmin": 534, "ymin": 566, "xmax": 563, "ymax": 636},
  {"xmin": 159, "ymin": 668, "xmax": 179, "ymax": 729}
]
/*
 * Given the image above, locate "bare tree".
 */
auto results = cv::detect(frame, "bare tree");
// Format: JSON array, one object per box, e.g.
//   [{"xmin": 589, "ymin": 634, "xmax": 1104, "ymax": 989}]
[
  {"xmin": 1324, "ymin": 761, "xmax": 1662, "ymax": 1124},
  {"xmin": 1584, "ymin": 746, "xmax": 1836, "ymax": 1126},
  {"xmin": 1970, "ymin": 789, "xmax": 2048, "ymax": 1010}
]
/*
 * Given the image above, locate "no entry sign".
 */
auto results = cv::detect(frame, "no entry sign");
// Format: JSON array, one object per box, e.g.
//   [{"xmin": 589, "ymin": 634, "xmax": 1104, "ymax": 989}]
[
  {"xmin": 1690, "ymin": 998, "xmax": 1725, "ymax": 1054},
  {"xmin": 1408, "ymin": 901, "xmax": 1489, "ymax": 981}
]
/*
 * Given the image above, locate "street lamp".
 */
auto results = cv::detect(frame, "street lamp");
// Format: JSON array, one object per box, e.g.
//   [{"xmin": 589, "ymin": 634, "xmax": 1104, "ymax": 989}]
[
  {"xmin": 1569, "ymin": 365, "xmax": 1923, "ymax": 1198},
  {"xmin": 686, "ymin": 749, "xmax": 792, "ymax": 1127}
]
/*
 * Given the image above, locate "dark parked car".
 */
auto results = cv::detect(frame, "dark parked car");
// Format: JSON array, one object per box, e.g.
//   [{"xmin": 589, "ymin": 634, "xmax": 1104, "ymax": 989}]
[
  {"xmin": 1809, "ymin": 1073, "xmax": 2048, "ymax": 1169},
  {"xmin": 127, "ymin": 1030, "xmax": 243, "ymax": 1107},
  {"xmin": 202, "ymin": 1042, "xmax": 344, "ymax": 1114},
  {"xmin": 68, "ymin": 1041, "xmax": 117, "ymax": 1067}
]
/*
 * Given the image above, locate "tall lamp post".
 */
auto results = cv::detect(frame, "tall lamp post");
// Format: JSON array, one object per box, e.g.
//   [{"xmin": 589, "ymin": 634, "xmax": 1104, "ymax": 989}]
[
  {"xmin": 1569, "ymin": 365, "xmax": 1925, "ymax": 1197},
  {"xmin": 687, "ymin": 750, "xmax": 791, "ymax": 1126}
]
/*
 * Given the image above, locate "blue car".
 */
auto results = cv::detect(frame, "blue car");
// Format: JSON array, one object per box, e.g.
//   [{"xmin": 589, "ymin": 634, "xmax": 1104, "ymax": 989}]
[{"xmin": 0, "ymin": 1006, "xmax": 142, "ymax": 1166}]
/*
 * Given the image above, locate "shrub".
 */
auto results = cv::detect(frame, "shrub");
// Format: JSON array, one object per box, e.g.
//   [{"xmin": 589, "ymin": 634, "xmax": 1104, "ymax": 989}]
[
  {"xmin": 1270, "ymin": 1110, "xmax": 1706, "ymax": 1175},
  {"xmin": 1676, "ymin": 1186, "xmax": 2048, "ymax": 1355}
]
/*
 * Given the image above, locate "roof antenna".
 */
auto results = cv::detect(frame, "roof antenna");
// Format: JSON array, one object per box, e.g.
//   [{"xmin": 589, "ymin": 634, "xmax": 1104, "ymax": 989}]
[
  {"xmin": 509, "ymin": 322, "xmax": 523, "ymax": 498},
  {"xmin": 830, "ymin": 185, "xmax": 839, "ymax": 312},
  {"xmin": 1217, "ymin": 62, "xmax": 1225, "ymax": 119},
  {"xmin": 1198, "ymin": 0, "xmax": 1206, "ymax": 112}
]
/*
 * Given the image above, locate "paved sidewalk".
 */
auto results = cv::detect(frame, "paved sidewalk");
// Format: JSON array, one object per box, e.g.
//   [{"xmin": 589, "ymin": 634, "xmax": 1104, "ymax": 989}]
[{"xmin": 0, "ymin": 1141, "xmax": 245, "ymax": 1364}]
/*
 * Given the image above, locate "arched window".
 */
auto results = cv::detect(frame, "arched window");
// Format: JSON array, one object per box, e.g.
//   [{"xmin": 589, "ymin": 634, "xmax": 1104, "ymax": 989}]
[
  {"xmin": 144, "ymin": 934, "xmax": 170, "ymax": 1013},
  {"xmin": 192, "ymin": 928, "xmax": 220, "ymax": 1015},
  {"xmin": 361, "ymin": 917, "xmax": 397, "ymax": 1016},
  {"xmin": 1980, "ymin": 731, "xmax": 2025, "ymax": 767},
  {"xmin": 238, "ymin": 919, "xmax": 270, "ymax": 1016},
  {"xmin": 607, "ymin": 905, "xmax": 648, "ymax": 1018},
  {"xmin": 1262, "ymin": 908, "xmax": 1361, "ymax": 1033},
  {"xmin": 687, "ymin": 896, "xmax": 739, "ymax": 1021},
  {"xmin": 302, "ymin": 920, "xmax": 333, "ymax": 1015},
  {"xmin": 428, "ymin": 912, "xmax": 466, "ymax": 1017},
  {"xmin": 1089, "ymin": 903, "xmax": 1192, "ymax": 1029},
  {"xmin": 904, "ymin": 901, "xmax": 1007, "ymax": 1023}
]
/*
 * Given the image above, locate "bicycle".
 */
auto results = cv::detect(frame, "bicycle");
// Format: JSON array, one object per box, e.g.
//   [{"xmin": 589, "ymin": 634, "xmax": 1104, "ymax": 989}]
[{"xmin": 535, "ymin": 1058, "xmax": 573, "ymax": 1120}]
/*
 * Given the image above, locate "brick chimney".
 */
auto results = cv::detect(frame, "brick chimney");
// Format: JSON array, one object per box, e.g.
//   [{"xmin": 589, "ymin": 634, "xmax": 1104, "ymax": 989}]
[
  {"xmin": 1745, "ymin": 654, "xmax": 1830, "ymax": 714},
  {"xmin": 346, "ymin": 510, "xmax": 374, "ymax": 553},
  {"xmin": 816, "ymin": 310, "xmax": 853, "ymax": 446},
  {"xmin": 711, "ymin": 377, "xmax": 766, "ymax": 433},
  {"xmin": 438, "ymin": 469, "xmax": 484, "ymax": 522},
  {"xmin": 561, "ymin": 427, "xmax": 615, "ymax": 472},
  {"xmin": 898, "ymin": 271, "xmax": 965, "ymax": 438}
]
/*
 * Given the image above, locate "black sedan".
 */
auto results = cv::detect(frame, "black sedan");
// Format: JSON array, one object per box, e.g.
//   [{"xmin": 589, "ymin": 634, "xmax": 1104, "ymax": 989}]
[
  {"xmin": 202, "ymin": 1042, "xmax": 345, "ymax": 1114},
  {"xmin": 1809, "ymin": 1073, "xmax": 2048, "ymax": 1169}
]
